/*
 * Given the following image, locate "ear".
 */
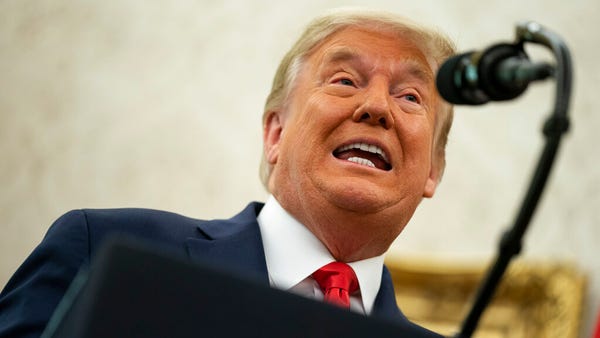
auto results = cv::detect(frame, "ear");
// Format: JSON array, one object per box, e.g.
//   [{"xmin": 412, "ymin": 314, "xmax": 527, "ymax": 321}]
[
  {"xmin": 422, "ymin": 159, "xmax": 442, "ymax": 198},
  {"xmin": 263, "ymin": 111, "xmax": 284, "ymax": 165}
]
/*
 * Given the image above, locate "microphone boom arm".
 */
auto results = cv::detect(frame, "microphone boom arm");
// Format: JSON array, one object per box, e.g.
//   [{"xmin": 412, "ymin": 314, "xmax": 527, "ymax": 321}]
[{"xmin": 453, "ymin": 22, "xmax": 572, "ymax": 338}]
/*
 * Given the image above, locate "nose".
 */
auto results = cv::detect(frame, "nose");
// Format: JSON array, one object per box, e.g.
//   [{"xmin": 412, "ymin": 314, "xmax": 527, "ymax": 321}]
[{"xmin": 352, "ymin": 82, "xmax": 394, "ymax": 129}]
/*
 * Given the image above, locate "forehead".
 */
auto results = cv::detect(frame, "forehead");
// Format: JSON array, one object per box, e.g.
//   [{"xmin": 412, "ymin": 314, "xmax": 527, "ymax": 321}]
[{"xmin": 307, "ymin": 26, "xmax": 434, "ymax": 81}]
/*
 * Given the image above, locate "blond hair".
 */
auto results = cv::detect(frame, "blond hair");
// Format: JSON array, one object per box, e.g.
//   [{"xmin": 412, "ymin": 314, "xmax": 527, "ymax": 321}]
[{"xmin": 260, "ymin": 9, "xmax": 456, "ymax": 189}]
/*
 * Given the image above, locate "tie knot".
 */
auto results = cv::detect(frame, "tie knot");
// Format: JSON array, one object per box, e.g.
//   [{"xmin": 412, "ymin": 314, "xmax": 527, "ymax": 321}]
[{"xmin": 312, "ymin": 262, "xmax": 359, "ymax": 308}]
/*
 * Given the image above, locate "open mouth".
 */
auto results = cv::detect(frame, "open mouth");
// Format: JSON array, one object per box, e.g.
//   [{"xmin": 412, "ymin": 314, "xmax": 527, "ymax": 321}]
[{"xmin": 333, "ymin": 142, "xmax": 391, "ymax": 171}]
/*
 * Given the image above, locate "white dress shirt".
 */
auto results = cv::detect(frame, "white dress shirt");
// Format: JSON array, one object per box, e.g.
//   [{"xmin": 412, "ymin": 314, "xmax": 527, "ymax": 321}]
[{"xmin": 256, "ymin": 195, "xmax": 384, "ymax": 315}]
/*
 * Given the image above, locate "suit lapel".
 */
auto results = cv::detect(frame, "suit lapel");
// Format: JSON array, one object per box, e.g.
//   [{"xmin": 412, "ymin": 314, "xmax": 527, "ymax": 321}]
[
  {"xmin": 373, "ymin": 266, "xmax": 444, "ymax": 337},
  {"xmin": 371, "ymin": 265, "xmax": 406, "ymax": 321},
  {"xmin": 184, "ymin": 202, "xmax": 269, "ymax": 285}
]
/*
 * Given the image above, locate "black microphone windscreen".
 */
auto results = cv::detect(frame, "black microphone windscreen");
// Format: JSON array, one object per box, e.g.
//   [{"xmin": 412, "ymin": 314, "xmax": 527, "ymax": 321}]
[{"xmin": 436, "ymin": 52, "xmax": 471, "ymax": 105}]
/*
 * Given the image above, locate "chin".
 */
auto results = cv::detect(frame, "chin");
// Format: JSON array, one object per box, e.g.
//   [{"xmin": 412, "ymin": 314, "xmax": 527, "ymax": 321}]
[{"xmin": 317, "ymin": 177, "xmax": 396, "ymax": 214}]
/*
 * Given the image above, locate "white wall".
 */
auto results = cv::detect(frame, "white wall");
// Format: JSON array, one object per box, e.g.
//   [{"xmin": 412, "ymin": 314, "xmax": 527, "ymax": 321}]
[{"xmin": 1, "ymin": 0, "xmax": 598, "ymax": 336}]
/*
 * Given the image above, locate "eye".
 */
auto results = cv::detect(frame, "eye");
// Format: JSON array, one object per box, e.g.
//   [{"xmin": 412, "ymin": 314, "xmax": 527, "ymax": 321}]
[
  {"xmin": 337, "ymin": 78, "xmax": 355, "ymax": 86},
  {"xmin": 404, "ymin": 94, "xmax": 419, "ymax": 103}
]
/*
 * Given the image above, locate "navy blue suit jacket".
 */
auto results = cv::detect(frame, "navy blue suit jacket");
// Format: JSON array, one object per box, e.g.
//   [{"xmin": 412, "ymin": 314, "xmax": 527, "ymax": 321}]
[{"xmin": 0, "ymin": 202, "xmax": 442, "ymax": 338}]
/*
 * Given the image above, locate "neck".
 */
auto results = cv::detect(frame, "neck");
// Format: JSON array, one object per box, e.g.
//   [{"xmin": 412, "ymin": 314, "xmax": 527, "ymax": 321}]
[{"xmin": 272, "ymin": 193, "xmax": 405, "ymax": 262}]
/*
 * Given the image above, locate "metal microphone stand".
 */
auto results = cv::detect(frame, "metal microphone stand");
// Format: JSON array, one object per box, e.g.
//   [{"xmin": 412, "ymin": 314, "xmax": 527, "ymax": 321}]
[{"xmin": 454, "ymin": 21, "xmax": 573, "ymax": 338}]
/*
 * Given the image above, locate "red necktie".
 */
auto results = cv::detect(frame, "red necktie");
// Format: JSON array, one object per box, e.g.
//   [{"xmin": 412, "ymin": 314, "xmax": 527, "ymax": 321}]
[{"xmin": 312, "ymin": 262, "xmax": 359, "ymax": 309}]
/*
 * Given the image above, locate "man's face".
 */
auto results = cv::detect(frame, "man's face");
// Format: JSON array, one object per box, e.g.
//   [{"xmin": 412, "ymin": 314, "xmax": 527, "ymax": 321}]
[{"xmin": 265, "ymin": 26, "xmax": 440, "ymax": 232}]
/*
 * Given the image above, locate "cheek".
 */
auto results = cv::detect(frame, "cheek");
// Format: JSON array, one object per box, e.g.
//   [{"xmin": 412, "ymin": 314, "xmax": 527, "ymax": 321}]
[
  {"xmin": 308, "ymin": 95, "xmax": 350, "ymax": 122},
  {"xmin": 396, "ymin": 115, "xmax": 435, "ymax": 159},
  {"xmin": 290, "ymin": 95, "xmax": 352, "ymax": 138}
]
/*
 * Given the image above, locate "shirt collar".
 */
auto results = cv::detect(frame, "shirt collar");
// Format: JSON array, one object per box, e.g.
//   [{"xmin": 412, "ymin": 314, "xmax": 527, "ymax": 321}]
[{"xmin": 257, "ymin": 195, "xmax": 384, "ymax": 314}]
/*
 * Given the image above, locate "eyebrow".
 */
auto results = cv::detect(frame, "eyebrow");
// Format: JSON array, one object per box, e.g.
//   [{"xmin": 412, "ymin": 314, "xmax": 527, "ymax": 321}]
[
  {"xmin": 398, "ymin": 58, "xmax": 434, "ymax": 84},
  {"xmin": 322, "ymin": 47, "xmax": 361, "ymax": 65},
  {"xmin": 320, "ymin": 47, "xmax": 434, "ymax": 85}
]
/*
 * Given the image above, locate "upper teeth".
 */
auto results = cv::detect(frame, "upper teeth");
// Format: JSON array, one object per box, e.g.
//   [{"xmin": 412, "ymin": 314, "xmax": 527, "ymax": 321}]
[{"xmin": 337, "ymin": 142, "xmax": 389, "ymax": 163}]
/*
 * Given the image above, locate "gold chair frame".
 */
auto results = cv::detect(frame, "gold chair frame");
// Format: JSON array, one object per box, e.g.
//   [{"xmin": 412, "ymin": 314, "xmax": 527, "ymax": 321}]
[{"xmin": 386, "ymin": 258, "xmax": 586, "ymax": 338}]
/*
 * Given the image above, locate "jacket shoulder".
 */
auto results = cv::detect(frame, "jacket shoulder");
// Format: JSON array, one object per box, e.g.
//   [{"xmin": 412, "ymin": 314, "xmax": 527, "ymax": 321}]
[
  {"xmin": 72, "ymin": 207, "xmax": 209, "ymax": 254},
  {"xmin": 0, "ymin": 203, "xmax": 263, "ymax": 338}
]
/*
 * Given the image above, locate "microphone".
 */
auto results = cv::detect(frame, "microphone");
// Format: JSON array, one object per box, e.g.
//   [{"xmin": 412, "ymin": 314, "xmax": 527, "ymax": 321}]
[{"xmin": 436, "ymin": 43, "xmax": 554, "ymax": 105}]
